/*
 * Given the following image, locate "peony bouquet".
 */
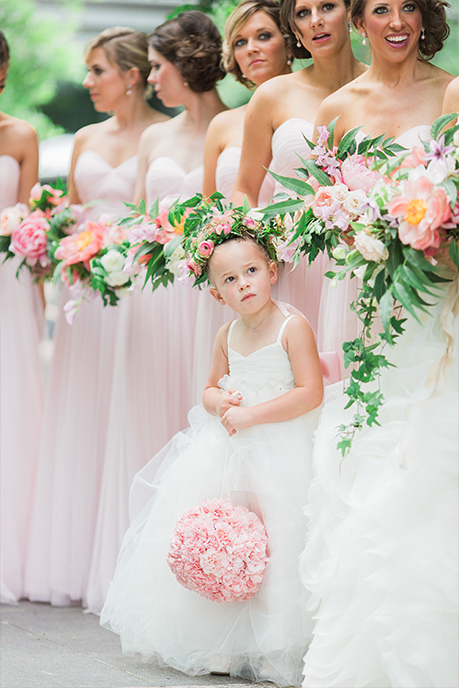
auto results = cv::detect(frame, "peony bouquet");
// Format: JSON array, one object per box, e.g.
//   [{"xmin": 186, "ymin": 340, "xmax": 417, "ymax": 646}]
[
  {"xmin": 0, "ymin": 182, "xmax": 85, "ymax": 279},
  {"xmin": 167, "ymin": 498, "xmax": 268, "ymax": 603},
  {"xmin": 257, "ymin": 115, "xmax": 459, "ymax": 452}
]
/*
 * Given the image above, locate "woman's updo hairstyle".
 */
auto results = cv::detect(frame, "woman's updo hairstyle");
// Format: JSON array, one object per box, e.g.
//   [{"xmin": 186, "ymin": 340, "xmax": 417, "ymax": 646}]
[
  {"xmin": 222, "ymin": 0, "xmax": 291, "ymax": 89},
  {"xmin": 149, "ymin": 11, "xmax": 226, "ymax": 93},
  {"xmin": 280, "ymin": 0, "xmax": 350, "ymax": 59},
  {"xmin": 83, "ymin": 27, "xmax": 152, "ymax": 90},
  {"xmin": 351, "ymin": 0, "xmax": 450, "ymax": 59},
  {"xmin": 0, "ymin": 30, "xmax": 10, "ymax": 70}
]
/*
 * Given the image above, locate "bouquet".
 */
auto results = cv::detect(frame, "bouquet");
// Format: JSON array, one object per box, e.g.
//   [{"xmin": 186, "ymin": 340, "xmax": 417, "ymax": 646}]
[
  {"xmin": 0, "ymin": 182, "xmax": 85, "ymax": 279},
  {"xmin": 167, "ymin": 498, "xmax": 268, "ymax": 603},
  {"xmin": 258, "ymin": 115, "xmax": 459, "ymax": 453}
]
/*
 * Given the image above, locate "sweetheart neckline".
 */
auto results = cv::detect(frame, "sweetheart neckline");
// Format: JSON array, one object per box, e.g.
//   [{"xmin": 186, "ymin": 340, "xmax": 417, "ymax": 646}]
[
  {"xmin": 228, "ymin": 341, "xmax": 284, "ymax": 359},
  {"xmin": 77, "ymin": 150, "xmax": 137, "ymax": 170},
  {"xmin": 147, "ymin": 157, "xmax": 203, "ymax": 176}
]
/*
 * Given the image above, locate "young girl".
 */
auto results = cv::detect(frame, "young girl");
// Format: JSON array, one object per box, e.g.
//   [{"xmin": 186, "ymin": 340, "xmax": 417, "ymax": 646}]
[{"xmin": 101, "ymin": 228, "xmax": 324, "ymax": 687}]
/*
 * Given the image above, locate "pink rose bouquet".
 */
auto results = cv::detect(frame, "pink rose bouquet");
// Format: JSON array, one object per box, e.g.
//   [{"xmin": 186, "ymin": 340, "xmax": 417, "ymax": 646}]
[{"xmin": 168, "ymin": 498, "xmax": 268, "ymax": 603}]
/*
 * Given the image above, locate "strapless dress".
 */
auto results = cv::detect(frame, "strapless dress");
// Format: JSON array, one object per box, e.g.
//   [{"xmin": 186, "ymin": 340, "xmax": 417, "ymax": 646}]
[
  {"xmin": 301, "ymin": 125, "xmax": 458, "ymax": 688},
  {"xmin": 85, "ymin": 156, "xmax": 204, "ymax": 614},
  {"xmin": 0, "ymin": 155, "xmax": 44, "ymax": 603},
  {"xmin": 25, "ymin": 151, "xmax": 135, "ymax": 607}
]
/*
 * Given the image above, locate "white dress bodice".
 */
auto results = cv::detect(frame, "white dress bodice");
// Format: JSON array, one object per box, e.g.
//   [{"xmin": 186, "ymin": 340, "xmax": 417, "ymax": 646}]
[
  {"xmin": 73, "ymin": 151, "xmax": 138, "ymax": 220},
  {"xmin": 356, "ymin": 124, "xmax": 432, "ymax": 150},
  {"xmin": 0, "ymin": 155, "xmax": 21, "ymax": 210},
  {"xmin": 271, "ymin": 119, "xmax": 314, "ymax": 195},
  {"xmin": 215, "ymin": 146, "xmax": 275, "ymax": 206},
  {"xmin": 145, "ymin": 157, "xmax": 203, "ymax": 207}
]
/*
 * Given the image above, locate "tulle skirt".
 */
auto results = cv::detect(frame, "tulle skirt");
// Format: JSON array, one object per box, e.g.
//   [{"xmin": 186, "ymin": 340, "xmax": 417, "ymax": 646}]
[
  {"xmin": 101, "ymin": 400, "xmax": 321, "ymax": 686},
  {"xmin": 301, "ymin": 280, "xmax": 459, "ymax": 688},
  {"xmin": 86, "ymin": 281, "xmax": 200, "ymax": 613},
  {"xmin": 0, "ymin": 260, "xmax": 44, "ymax": 602}
]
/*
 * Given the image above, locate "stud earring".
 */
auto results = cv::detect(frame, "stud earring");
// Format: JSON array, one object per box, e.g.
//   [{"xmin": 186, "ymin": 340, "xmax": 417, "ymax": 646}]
[
  {"xmin": 126, "ymin": 86, "xmax": 132, "ymax": 95},
  {"xmin": 296, "ymin": 36, "xmax": 302, "ymax": 48},
  {"xmin": 421, "ymin": 27, "xmax": 426, "ymax": 40},
  {"xmin": 362, "ymin": 31, "xmax": 367, "ymax": 45},
  {"xmin": 183, "ymin": 81, "xmax": 189, "ymax": 87}
]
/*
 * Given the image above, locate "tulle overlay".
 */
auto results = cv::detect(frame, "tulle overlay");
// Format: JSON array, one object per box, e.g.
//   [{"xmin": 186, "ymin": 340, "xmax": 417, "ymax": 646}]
[
  {"xmin": 0, "ymin": 155, "xmax": 45, "ymax": 603},
  {"xmin": 101, "ymin": 315, "xmax": 321, "ymax": 686},
  {"xmin": 301, "ymin": 282, "xmax": 459, "ymax": 688}
]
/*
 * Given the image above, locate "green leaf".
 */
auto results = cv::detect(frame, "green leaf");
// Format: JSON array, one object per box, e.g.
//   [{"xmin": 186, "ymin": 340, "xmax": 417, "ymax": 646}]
[
  {"xmin": 299, "ymin": 159, "xmax": 333, "ymax": 187},
  {"xmin": 441, "ymin": 178, "xmax": 458, "ymax": 204},
  {"xmin": 242, "ymin": 196, "xmax": 251, "ymax": 214},
  {"xmin": 267, "ymin": 169, "xmax": 314, "ymax": 196},
  {"xmin": 148, "ymin": 198, "xmax": 159, "ymax": 219},
  {"xmin": 379, "ymin": 289, "xmax": 393, "ymax": 333},
  {"xmin": 430, "ymin": 113, "xmax": 458, "ymax": 139},
  {"xmin": 163, "ymin": 234, "xmax": 184, "ymax": 258},
  {"xmin": 449, "ymin": 241, "xmax": 459, "ymax": 271},
  {"xmin": 138, "ymin": 198, "xmax": 146, "ymax": 216},
  {"xmin": 336, "ymin": 126, "xmax": 363, "ymax": 158},
  {"xmin": 260, "ymin": 198, "xmax": 304, "ymax": 218},
  {"xmin": 327, "ymin": 116, "xmax": 339, "ymax": 147},
  {"xmin": 391, "ymin": 281, "xmax": 421, "ymax": 319}
]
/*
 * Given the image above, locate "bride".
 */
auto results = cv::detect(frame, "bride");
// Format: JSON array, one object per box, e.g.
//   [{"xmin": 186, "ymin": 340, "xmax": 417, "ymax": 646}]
[{"xmin": 300, "ymin": 1, "xmax": 456, "ymax": 687}]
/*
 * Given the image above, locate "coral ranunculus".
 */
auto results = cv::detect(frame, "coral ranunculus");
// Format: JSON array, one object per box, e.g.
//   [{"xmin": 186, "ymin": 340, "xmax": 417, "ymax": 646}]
[
  {"xmin": 388, "ymin": 176, "xmax": 452, "ymax": 251},
  {"xmin": 168, "ymin": 498, "xmax": 268, "ymax": 603},
  {"xmin": 55, "ymin": 221, "xmax": 105, "ymax": 267},
  {"xmin": 11, "ymin": 216, "xmax": 50, "ymax": 266}
]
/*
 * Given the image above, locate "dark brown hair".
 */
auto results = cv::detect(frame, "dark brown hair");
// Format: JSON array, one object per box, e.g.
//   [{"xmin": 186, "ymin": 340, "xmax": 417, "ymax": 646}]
[
  {"xmin": 0, "ymin": 30, "xmax": 10, "ymax": 70},
  {"xmin": 222, "ymin": 0, "xmax": 291, "ymax": 89},
  {"xmin": 351, "ymin": 0, "xmax": 450, "ymax": 59},
  {"xmin": 280, "ymin": 0, "xmax": 351, "ymax": 59},
  {"xmin": 149, "ymin": 11, "xmax": 225, "ymax": 93}
]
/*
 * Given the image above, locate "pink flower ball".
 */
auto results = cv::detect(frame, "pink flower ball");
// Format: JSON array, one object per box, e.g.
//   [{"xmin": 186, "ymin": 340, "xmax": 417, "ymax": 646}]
[
  {"xmin": 341, "ymin": 154, "xmax": 383, "ymax": 193},
  {"xmin": 11, "ymin": 216, "xmax": 49, "ymax": 266},
  {"xmin": 198, "ymin": 240, "xmax": 214, "ymax": 257},
  {"xmin": 167, "ymin": 498, "xmax": 268, "ymax": 603}
]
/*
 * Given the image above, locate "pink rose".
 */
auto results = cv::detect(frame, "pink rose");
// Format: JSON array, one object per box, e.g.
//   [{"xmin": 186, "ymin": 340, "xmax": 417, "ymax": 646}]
[
  {"xmin": 341, "ymin": 154, "xmax": 383, "ymax": 192},
  {"xmin": 198, "ymin": 240, "xmax": 214, "ymax": 257},
  {"xmin": 389, "ymin": 176, "xmax": 452, "ymax": 251},
  {"xmin": 186, "ymin": 258, "xmax": 201, "ymax": 277},
  {"xmin": 11, "ymin": 216, "xmax": 50, "ymax": 266}
]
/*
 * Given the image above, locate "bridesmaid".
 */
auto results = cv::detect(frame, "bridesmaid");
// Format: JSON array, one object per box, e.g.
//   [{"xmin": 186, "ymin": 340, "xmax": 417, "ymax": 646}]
[
  {"xmin": 195, "ymin": 0, "xmax": 294, "ymax": 401},
  {"xmin": 25, "ymin": 27, "xmax": 168, "ymax": 607},
  {"xmin": 300, "ymin": 2, "xmax": 456, "ymax": 686},
  {"xmin": 442, "ymin": 75, "xmax": 459, "ymax": 115},
  {"xmin": 0, "ymin": 30, "xmax": 44, "ymax": 603},
  {"xmin": 232, "ymin": 0, "xmax": 367, "ymax": 355},
  {"xmin": 85, "ymin": 11, "xmax": 226, "ymax": 614}
]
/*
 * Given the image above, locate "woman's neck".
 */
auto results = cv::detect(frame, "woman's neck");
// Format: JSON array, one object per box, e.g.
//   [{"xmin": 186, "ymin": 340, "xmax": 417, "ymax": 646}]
[
  {"xmin": 111, "ymin": 96, "xmax": 154, "ymax": 132},
  {"xmin": 308, "ymin": 43, "xmax": 366, "ymax": 93},
  {"xmin": 182, "ymin": 88, "xmax": 227, "ymax": 132},
  {"xmin": 365, "ymin": 49, "xmax": 427, "ymax": 87}
]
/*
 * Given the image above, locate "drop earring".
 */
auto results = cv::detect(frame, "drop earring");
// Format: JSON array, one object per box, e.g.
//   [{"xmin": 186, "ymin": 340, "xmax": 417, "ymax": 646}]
[
  {"xmin": 421, "ymin": 27, "xmax": 426, "ymax": 40},
  {"xmin": 349, "ymin": 23, "xmax": 353, "ymax": 34},
  {"xmin": 287, "ymin": 54, "xmax": 292, "ymax": 65},
  {"xmin": 296, "ymin": 36, "xmax": 302, "ymax": 48},
  {"xmin": 361, "ymin": 31, "xmax": 367, "ymax": 45},
  {"xmin": 126, "ymin": 86, "xmax": 132, "ymax": 95}
]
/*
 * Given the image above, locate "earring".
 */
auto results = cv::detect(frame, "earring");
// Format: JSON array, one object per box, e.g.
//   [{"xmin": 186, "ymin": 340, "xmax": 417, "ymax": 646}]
[
  {"xmin": 421, "ymin": 27, "xmax": 426, "ymax": 40},
  {"xmin": 183, "ymin": 81, "xmax": 189, "ymax": 87},
  {"xmin": 287, "ymin": 58, "xmax": 292, "ymax": 65},
  {"xmin": 126, "ymin": 86, "xmax": 132, "ymax": 95},
  {"xmin": 296, "ymin": 37, "xmax": 302, "ymax": 48},
  {"xmin": 362, "ymin": 31, "xmax": 367, "ymax": 45},
  {"xmin": 349, "ymin": 23, "xmax": 353, "ymax": 34},
  {"xmin": 241, "ymin": 73, "xmax": 246, "ymax": 78}
]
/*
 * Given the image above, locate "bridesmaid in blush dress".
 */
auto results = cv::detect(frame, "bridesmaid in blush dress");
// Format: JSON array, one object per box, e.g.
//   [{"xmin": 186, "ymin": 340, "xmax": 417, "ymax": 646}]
[
  {"xmin": 231, "ymin": 0, "xmax": 367, "ymax": 368},
  {"xmin": 194, "ymin": 0, "xmax": 293, "ymax": 400},
  {"xmin": 0, "ymin": 31, "xmax": 44, "ymax": 604},
  {"xmin": 24, "ymin": 28, "xmax": 168, "ymax": 607},
  {"xmin": 85, "ymin": 12, "xmax": 227, "ymax": 614},
  {"xmin": 300, "ymin": 2, "xmax": 456, "ymax": 685}
]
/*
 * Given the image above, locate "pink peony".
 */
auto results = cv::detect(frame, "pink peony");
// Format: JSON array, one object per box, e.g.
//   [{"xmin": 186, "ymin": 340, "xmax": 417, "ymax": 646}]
[
  {"xmin": 198, "ymin": 240, "xmax": 214, "ymax": 257},
  {"xmin": 341, "ymin": 154, "xmax": 383, "ymax": 192},
  {"xmin": 401, "ymin": 146, "xmax": 427, "ymax": 169},
  {"xmin": 11, "ymin": 215, "xmax": 50, "ymax": 266},
  {"xmin": 388, "ymin": 176, "xmax": 452, "ymax": 251},
  {"xmin": 55, "ymin": 221, "xmax": 105, "ymax": 268},
  {"xmin": 312, "ymin": 187, "xmax": 340, "ymax": 221},
  {"xmin": 167, "ymin": 498, "xmax": 268, "ymax": 603}
]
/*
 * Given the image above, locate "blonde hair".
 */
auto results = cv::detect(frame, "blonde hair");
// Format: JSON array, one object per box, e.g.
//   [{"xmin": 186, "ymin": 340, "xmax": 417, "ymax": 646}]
[
  {"xmin": 84, "ymin": 27, "xmax": 151, "ymax": 90},
  {"xmin": 222, "ymin": 0, "xmax": 289, "ymax": 89}
]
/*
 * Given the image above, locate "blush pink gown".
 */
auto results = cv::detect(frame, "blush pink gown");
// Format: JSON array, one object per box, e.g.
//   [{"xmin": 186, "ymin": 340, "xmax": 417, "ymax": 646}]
[
  {"xmin": 24, "ymin": 151, "xmax": 137, "ymax": 606},
  {"xmin": 85, "ymin": 157, "xmax": 204, "ymax": 613},
  {"xmin": 0, "ymin": 155, "xmax": 45, "ymax": 603}
]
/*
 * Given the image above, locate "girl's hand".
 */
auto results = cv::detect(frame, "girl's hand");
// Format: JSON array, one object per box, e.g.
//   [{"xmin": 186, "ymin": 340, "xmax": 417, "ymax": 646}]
[
  {"xmin": 216, "ymin": 390, "xmax": 242, "ymax": 418},
  {"xmin": 221, "ymin": 406, "xmax": 254, "ymax": 436}
]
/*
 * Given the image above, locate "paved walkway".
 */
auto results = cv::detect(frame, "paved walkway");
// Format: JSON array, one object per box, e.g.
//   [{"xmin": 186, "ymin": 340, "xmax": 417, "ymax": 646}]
[{"xmin": 1, "ymin": 601, "xmax": 273, "ymax": 688}]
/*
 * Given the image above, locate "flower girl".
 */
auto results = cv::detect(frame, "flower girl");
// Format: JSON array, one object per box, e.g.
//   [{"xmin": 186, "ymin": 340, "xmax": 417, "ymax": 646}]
[{"xmin": 101, "ymin": 224, "xmax": 324, "ymax": 686}]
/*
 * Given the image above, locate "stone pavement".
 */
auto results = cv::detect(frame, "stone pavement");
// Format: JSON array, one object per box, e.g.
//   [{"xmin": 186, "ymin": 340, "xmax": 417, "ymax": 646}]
[{"xmin": 0, "ymin": 602, "xmax": 274, "ymax": 688}]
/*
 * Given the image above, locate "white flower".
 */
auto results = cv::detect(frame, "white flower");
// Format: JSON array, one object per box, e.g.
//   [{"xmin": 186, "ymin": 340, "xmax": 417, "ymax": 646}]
[
  {"xmin": 330, "ymin": 183, "xmax": 350, "ymax": 202},
  {"xmin": 354, "ymin": 231, "xmax": 389, "ymax": 263},
  {"xmin": 453, "ymin": 130, "xmax": 459, "ymax": 148},
  {"xmin": 0, "ymin": 205, "xmax": 26, "ymax": 236},
  {"xmin": 105, "ymin": 270, "xmax": 130, "ymax": 287},
  {"xmin": 342, "ymin": 189, "xmax": 367, "ymax": 218},
  {"xmin": 101, "ymin": 249, "xmax": 125, "ymax": 273},
  {"xmin": 332, "ymin": 245, "xmax": 348, "ymax": 261},
  {"xmin": 245, "ymin": 207, "xmax": 264, "ymax": 222},
  {"xmin": 353, "ymin": 265, "xmax": 367, "ymax": 280},
  {"xmin": 166, "ymin": 245, "xmax": 187, "ymax": 277}
]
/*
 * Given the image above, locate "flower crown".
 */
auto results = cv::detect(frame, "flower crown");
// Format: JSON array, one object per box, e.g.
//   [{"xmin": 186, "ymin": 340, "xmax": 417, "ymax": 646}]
[{"xmin": 183, "ymin": 204, "xmax": 289, "ymax": 286}]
